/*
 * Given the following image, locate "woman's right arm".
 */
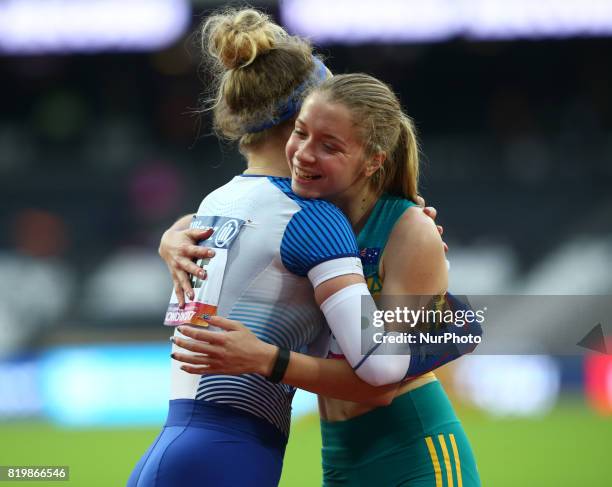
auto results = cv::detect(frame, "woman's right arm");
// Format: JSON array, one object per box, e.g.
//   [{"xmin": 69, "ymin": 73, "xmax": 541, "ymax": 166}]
[
  {"xmin": 161, "ymin": 205, "xmax": 445, "ymax": 308},
  {"xmin": 159, "ymin": 214, "xmax": 215, "ymax": 307}
]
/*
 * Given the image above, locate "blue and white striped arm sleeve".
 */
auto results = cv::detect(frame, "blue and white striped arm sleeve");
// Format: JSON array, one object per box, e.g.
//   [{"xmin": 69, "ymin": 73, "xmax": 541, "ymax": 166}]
[{"xmin": 280, "ymin": 204, "xmax": 359, "ymax": 276}]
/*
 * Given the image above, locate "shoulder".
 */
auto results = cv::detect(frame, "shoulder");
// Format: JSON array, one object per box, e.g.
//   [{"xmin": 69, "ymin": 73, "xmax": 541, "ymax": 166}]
[
  {"xmin": 280, "ymin": 197, "xmax": 358, "ymax": 277},
  {"xmin": 267, "ymin": 176, "xmax": 293, "ymax": 194},
  {"xmin": 269, "ymin": 176, "xmax": 349, "ymax": 221},
  {"xmin": 388, "ymin": 205, "xmax": 441, "ymax": 251},
  {"xmin": 294, "ymin": 199, "xmax": 352, "ymax": 232},
  {"xmin": 282, "ymin": 184, "xmax": 353, "ymax": 235},
  {"xmin": 383, "ymin": 206, "xmax": 447, "ymax": 294}
]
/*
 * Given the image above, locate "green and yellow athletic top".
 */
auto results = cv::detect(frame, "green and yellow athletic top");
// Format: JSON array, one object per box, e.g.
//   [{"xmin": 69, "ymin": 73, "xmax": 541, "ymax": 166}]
[{"xmin": 357, "ymin": 193, "xmax": 416, "ymax": 296}]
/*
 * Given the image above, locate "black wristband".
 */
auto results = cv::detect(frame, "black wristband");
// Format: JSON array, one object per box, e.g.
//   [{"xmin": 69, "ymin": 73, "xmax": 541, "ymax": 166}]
[{"xmin": 267, "ymin": 348, "xmax": 290, "ymax": 383}]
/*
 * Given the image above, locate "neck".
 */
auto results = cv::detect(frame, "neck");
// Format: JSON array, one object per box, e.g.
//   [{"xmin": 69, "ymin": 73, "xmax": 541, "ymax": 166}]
[
  {"xmin": 330, "ymin": 181, "xmax": 379, "ymax": 233},
  {"xmin": 242, "ymin": 129, "xmax": 292, "ymax": 178}
]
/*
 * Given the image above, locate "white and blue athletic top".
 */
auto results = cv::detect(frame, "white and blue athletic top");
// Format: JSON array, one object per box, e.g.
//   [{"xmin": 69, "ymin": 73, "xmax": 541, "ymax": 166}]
[{"xmin": 170, "ymin": 175, "xmax": 360, "ymax": 436}]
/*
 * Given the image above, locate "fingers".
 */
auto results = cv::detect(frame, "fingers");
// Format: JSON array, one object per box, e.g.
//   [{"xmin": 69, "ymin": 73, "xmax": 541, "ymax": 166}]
[
  {"xmin": 414, "ymin": 195, "xmax": 425, "ymax": 207},
  {"xmin": 172, "ymin": 336, "xmax": 221, "ymax": 356},
  {"xmin": 206, "ymin": 315, "xmax": 245, "ymax": 331},
  {"xmin": 177, "ymin": 255, "xmax": 207, "ymax": 278},
  {"xmin": 179, "ymin": 364, "xmax": 213, "ymax": 375},
  {"xmin": 186, "ymin": 227, "xmax": 213, "ymax": 242},
  {"xmin": 173, "ymin": 280, "xmax": 186, "ymax": 308},
  {"xmin": 177, "ymin": 326, "xmax": 226, "ymax": 345},
  {"xmin": 180, "ymin": 244, "xmax": 216, "ymax": 261},
  {"xmin": 423, "ymin": 206, "xmax": 437, "ymax": 220},
  {"xmin": 171, "ymin": 352, "xmax": 219, "ymax": 375},
  {"xmin": 173, "ymin": 269, "xmax": 195, "ymax": 303},
  {"xmin": 171, "ymin": 351, "xmax": 215, "ymax": 365},
  {"xmin": 421, "ymin": 207, "xmax": 445, "ymax": 250}
]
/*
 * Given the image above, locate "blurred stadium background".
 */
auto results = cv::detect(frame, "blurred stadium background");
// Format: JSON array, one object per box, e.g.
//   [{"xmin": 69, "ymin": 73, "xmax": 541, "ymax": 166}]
[{"xmin": 1, "ymin": 0, "xmax": 612, "ymax": 485}]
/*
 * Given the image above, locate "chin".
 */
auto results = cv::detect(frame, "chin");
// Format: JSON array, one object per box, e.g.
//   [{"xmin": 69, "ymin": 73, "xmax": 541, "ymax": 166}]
[{"xmin": 291, "ymin": 181, "xmax": 320, "ymax": 199}]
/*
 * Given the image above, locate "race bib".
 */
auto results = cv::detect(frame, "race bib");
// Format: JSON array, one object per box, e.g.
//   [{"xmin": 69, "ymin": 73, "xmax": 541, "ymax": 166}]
[{"xmin": 163, "ymin": 215, "xmax": 245, "ymax": 327}]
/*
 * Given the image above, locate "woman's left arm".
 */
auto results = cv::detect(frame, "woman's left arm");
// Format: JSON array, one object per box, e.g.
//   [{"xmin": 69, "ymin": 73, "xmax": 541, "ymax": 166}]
[
  {"xmin": 380, "ymin": 206, "xmax": 448, "ymax": 296},
  {"xmin": 171, "ymin": 321, "xmax": 401, "ymax": 406},
  {"xmin": 381, "ymin": 207, "xmax": 482, "ymax": 377}
]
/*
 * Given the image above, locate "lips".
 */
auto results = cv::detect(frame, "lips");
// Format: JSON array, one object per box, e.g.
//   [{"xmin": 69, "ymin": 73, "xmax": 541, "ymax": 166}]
[{"xmin": 293, "ymin": 166, "xmax": 322, "ymax": 181}]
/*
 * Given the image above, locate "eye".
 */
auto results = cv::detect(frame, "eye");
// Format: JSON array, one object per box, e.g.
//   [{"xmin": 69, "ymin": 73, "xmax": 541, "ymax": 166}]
[
  {"xmin": 293, "ymin": 128, "xmax": 306, "ymax": 138},
  {"xmin": 323, "ymin": 143, "xmax": 339, "ymax": 153}
]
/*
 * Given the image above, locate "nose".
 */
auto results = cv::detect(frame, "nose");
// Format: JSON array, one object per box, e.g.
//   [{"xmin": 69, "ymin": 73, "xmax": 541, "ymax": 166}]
[{"xmin": 295, "ymin": 141, "xmax": 316, "ymax": 165}]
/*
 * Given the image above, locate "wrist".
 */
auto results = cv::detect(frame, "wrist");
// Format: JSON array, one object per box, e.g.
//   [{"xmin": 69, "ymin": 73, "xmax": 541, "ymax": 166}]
[
  {"xmin": 266, "ymin": 348, "xmax": 291, "ymax": 383},
  {"xmin": 259, "ymin": 343, "xmax": 279, "ymax": 377}
]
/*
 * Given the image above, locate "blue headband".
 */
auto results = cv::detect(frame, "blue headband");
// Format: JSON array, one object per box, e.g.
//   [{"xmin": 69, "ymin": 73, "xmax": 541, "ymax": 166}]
[{"xmin": 247, "ymin": 57, "xmax": 329, "ymax": 134}]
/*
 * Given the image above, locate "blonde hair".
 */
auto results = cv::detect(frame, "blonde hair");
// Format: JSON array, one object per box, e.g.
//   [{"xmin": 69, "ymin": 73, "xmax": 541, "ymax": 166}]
[
  {"xmin": 198, "ymin": 8, "xmax": 318, "ymax": 149},
  {"xmin": 311, "ymin": 74, "xmax": 420, "ymax": 201}
]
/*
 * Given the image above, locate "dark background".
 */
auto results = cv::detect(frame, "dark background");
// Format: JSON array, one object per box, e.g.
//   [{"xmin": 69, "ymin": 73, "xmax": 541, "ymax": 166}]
[{"xmin": 1, "ymin": 2, "xmax": 611, "ymax": 348}]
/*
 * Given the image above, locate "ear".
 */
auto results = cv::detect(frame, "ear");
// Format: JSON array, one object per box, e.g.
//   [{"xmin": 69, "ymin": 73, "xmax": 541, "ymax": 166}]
[{"xmin": 365, "ymin": 151, "xmax": 385, "ymax": 177}]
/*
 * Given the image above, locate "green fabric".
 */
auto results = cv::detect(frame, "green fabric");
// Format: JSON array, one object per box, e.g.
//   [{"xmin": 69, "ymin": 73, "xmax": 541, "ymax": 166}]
[
  {"xmin": 357, "ymin": 194, "xmax": 417, "ymax": 251},
  {"xmin": 320, "ymin": 382, "xmax": 481, "ymax": 486},
  {"xmin": 356, "ymin": 194, "xmax": 416, "ymax": 296},
  {"xmin": 319, "ymin": 195, "xmax": 480, "ymax": 486}
]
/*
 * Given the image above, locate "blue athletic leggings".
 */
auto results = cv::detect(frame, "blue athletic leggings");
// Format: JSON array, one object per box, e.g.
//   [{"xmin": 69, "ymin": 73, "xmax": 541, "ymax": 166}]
[{"xmin": 127, "ymin": 399, "xmax": 287, "ymax": 487}]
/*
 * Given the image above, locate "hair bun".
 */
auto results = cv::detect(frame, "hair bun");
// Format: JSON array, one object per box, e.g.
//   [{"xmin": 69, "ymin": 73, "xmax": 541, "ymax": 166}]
[{"xmin": 205, "ymin": 9, "xmax": 285, "ymax": 70}]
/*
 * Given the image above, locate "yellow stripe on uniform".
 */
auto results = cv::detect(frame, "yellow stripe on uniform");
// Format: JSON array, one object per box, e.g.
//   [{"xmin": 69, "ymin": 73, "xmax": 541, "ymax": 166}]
[
  {"xmin": 425, "ymin": 436, "xmax": 443, "ymax": 487},
  {"xmin": 438, "ymin": 434, "xmax": 454, "ymax": 487},
  {"xmin": 449, "ymin": 433, "xmax": 463, "ymax": 487}
]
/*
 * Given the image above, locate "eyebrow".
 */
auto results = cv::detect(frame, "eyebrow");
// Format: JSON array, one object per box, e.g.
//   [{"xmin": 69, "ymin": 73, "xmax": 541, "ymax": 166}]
[{"xmin": 296, "ymin": 118, "xmax": 348, "ymax": 149}]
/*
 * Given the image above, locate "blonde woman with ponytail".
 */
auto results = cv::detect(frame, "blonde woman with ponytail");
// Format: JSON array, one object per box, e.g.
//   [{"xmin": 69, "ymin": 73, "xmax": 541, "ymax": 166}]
[{"xmin": 144, "ymin": 8, "xmax": 479, "ymax": 487}]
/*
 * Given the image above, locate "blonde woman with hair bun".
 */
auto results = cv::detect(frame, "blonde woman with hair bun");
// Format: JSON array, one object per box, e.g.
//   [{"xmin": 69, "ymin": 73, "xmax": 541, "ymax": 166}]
[{"xmin": 128, "ymin": 9, "xmax": 367, "ymax": 486}]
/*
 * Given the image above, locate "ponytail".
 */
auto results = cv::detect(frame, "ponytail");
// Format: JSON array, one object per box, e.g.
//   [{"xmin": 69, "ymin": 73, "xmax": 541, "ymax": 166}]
[{"xmin": 390, "ymin": 114, "xmax": 419, "ymax": 201}]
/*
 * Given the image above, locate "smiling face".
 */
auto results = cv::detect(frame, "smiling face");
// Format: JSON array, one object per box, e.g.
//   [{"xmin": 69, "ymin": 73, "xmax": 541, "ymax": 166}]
[{"xmin": 285, "ymin": 93, "xmax": 379, "ymax": 204}]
